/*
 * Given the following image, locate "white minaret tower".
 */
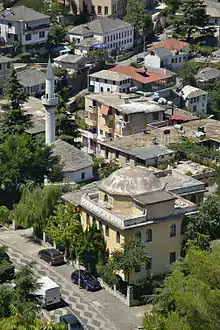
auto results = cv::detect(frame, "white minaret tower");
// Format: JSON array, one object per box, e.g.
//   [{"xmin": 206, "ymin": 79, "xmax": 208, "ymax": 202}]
[{"xmin": 42, "ymin": 58, "xmax": 58, "ymax": 145}]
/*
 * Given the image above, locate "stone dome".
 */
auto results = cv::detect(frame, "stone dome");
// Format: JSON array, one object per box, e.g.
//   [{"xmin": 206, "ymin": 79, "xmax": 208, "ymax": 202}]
[{"xmin": 99, "ymin": 167, "xmax": 163, "ymax": 196}]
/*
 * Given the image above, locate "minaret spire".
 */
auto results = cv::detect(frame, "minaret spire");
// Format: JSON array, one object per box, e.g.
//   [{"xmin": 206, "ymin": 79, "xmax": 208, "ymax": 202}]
[{"xmin": 42, "ymin": 57, "xmax": 58, "ymax": 146}]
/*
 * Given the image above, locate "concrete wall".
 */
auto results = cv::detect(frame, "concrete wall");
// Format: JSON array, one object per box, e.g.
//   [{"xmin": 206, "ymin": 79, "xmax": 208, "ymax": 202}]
[
  {"xmin": 63, "ymin": 166, "xmax": 93, "ymax": 184},
  {"xmin": 89, "ymin": 77, "xmax": 131, "ymax": 93},
  {"xmin": 144, "ymin": 53, "xmax": 161, "ymax": 68},
  {"xmin": 185, "ymin": 93, "xmax": 208, "ymax": 114}
]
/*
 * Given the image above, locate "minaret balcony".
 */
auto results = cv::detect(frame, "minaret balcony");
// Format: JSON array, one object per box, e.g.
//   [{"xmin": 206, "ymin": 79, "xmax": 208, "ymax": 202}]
[{"xmin": 41, "ymin": 96, "xmax": 58, "ymax": 106}]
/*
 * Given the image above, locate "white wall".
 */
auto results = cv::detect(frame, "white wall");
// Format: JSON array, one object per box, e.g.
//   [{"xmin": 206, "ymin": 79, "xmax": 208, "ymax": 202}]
[
  {"xmin": 101, "ymin": 26, "xmax": 134, "ymax": 51},
  {"xmin": 185, "ymin": 94, "xmax": 208, "ymax": 113},
  {"xmin": 145, "ymin": 53, "xmax": 161, "ymax": 68},
  {"xmin": 171, "ymin": 54, "xmax": 184, "ymax": 69},
  {"xmin": 89, "ymin": 77, "xmax": 131, "ymax": 93},
  {"xmin": 63, "ymin": 166, "xmax": 94, "ymax": 184}
]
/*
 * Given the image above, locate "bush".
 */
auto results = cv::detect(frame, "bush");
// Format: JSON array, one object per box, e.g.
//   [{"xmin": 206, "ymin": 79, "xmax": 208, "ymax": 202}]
[
  {"xmin": 185, "ymin": 171, "xmax": 192, "ymax": 176},
  {"xmin": 97, "ymin": 262, "xmax": 119, "ymax": 288}
]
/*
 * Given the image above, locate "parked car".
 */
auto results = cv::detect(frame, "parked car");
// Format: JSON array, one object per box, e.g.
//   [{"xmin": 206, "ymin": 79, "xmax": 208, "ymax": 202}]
[
  {"xmin": 0, "ymin": 250, "xmax": 10, "ymax": 262},
  {"xmin": 60, "ymin": 313, "xmax": 83, "ymax": 330},
  {"xmin": 38, "ymin": 248, "xmax": 64, "ymax": 266},
  {"xmin": 71, "ymin": 270, "xmax": 101, "ymax": 291}
]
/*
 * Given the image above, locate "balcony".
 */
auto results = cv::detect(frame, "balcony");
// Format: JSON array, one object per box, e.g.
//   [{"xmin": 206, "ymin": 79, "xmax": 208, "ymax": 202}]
[
  {"xmin": 85, "ymin": 117, "xmax": 97, "ymax": 127},
  {"xmin": 24, "ymin": 24, "xmax": 50, "ymax": 32},
  {"xmin": 87, "ymin": 106, "xmax": 97, "ymax": 114}
]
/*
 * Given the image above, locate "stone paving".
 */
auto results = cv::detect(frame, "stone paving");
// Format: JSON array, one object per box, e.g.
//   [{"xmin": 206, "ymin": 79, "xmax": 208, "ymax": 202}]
[{"xmin": 0, "ymin": 228, "xmax": 146, "ymax": 330}]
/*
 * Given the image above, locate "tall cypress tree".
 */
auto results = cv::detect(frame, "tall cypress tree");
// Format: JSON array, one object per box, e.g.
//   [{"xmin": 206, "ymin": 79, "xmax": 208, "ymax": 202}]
[{"xmin": 0, "ymin": 69, "xmax": 32, "ymax": 137}]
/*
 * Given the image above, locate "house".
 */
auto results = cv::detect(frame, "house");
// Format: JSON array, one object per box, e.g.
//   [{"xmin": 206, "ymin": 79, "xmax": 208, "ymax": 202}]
[
  {"xmin": 53, "ymin": 139, "xmax": 94, "ymax": 184},
  {"xmin": 195, "ymin": 67, "xmax": 220, "ymax": 89},
  {"xmin": 181, "ymin": 85, "xmax": 208, "ymax": 113},
  {"xmin": 0, "ymin": 55, "xmax": 14, "ymax": 91},
  {"xmin": 53, "ymin": 54, "xmax": 87, "ymax": 71},
  {"xmin": 82, "ymin": 92, "xmax": 168, "ymax": 152},
  {"xmin": 67, "ymin": 18, "xmax": 134, "ymax": 55},
  {"xmin": 16, "ymin": 68, "xmax": 58, "ymax": 97},
  {"xmin": 145, "ymin": 38, "xmax": 190, "ymax": 70},
  {"xmin": 211, "ymin": 49, "xmax": 220, "ymax": 58},
  {"xmin": 204, "ymin": 0, "xmax": 220, "ymax": 25},
  {"xmin": 0, "ymin": 6, "xmax": 50, "ymax": 46},
  {"xmin": 89, "ymin": 70, "xmax": 131, "ymax": 93},
  {"xmin": 110, "ymin": 65, "xmax": 176, "ymax": 92},
  {"xmin": 63, "ymin": 166, "xmax": 196, "ymax": 281}
]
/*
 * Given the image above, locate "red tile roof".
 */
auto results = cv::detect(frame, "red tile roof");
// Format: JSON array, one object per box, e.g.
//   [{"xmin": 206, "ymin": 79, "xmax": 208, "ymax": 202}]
[
  {"xmin": 169, "ymin": 115, "xmax": 188, "ymax": 121},
  {"xmin": 148, "ymin": 38, "xmax": 189, "ymax": 52},
  {"xmin": 110, "ymin": 66, "xmax": 169, "ymax": 84}
]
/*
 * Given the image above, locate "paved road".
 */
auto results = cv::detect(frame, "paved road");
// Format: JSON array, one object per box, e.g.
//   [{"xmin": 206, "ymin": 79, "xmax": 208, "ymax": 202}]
[{"xmin": 0, "ymin": 228, "xmax": 145, "ymax": 330}]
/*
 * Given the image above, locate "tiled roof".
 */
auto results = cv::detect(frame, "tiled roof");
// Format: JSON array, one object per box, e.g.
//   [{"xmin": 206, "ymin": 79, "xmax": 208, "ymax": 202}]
[
  {"xmin": 90, "ymin": 69, "xmax": 131, "ymax": 81},
  {"xmin": 195, "ymin": 67, "xmax": 220, "ymax": 81},
  {"xmin": 148, "ymin": 38, "xmax": 189, "ymax": 52},
  {"xmin": 182, "ymin": 85, "xmax": 208, "ymax": 99},
  {"xmin": 110, "ymin": 65, "xmax": 168, "ymax": 84}
]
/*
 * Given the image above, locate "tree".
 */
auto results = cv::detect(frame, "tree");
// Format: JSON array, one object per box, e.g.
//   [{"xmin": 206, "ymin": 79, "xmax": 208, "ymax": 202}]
[
  {"xmin": 45, "ymin": 203, "xmax": 83, "ymax": 256},
  {"xmin": 111, "ymin": 238, "xmax": 148, "ymax": 284},
  {"xmin": 164, "ymin": 0, "xmax": 181, "ymax": 14},
  {"xmin": 0, "ymin": 261, "xmax": 15, "ymax": 285},
  {"xmin": 143, "ymin": 246, "xmax": 220, "ymax": 329},
  {"xmin": 0, "ymin": 134, "xmax": 63, "ymax": 207},
  {"xmin": 208, "ymin": 80, "xmax": 220, "ymax": 119},
  {"xmin": 0, "ymin": 69, "xmax": 32, "ymax": 137},
  {"xmin": 176, "ymin": 0, "xmax": 214, "ymax": 39},
  {"xmin": 48, "ymin": 24, "xmax": 66, "ymax": 47},
  {"xmin": 179, "ymin": 61, "xmax": 201, "ymax": 86},
  {"xmin": 98, "ymin": 159, "xmax": 120, "ymax": 179},
  {"xmin": 12, "ymin": 185, "xmax": 63, "ymax": 236},
  {"xmin": 125, "ymin": 0, "xmax": 145, "ymax": 36},
  {"xmin": 183, "ymin": 195, "xmax": 220, "ymax": 249}
]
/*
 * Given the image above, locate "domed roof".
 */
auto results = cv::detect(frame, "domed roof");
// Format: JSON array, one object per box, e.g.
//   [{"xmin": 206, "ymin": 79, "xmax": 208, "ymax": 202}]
[{"xmin": 99, "ymin": 167, "xmax": 163, "ymax": 196}]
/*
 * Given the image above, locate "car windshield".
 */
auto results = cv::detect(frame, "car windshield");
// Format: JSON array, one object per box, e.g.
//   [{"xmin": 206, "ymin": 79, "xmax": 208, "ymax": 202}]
[{"xmin": 70, "ymin": 322, "xmax": 82, "ymax": 329}]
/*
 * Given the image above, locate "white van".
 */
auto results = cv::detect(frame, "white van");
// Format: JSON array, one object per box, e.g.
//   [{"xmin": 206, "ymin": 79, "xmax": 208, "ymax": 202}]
[{"xmin": 37, "ymin": 276, "xmax": 61, "ymax": 308}]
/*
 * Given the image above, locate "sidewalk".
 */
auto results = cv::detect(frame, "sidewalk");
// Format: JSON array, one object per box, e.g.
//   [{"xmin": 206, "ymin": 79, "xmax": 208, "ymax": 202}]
[{"xmin": 0, "ymin": 228, "xmax": 147, "ymax": 330}]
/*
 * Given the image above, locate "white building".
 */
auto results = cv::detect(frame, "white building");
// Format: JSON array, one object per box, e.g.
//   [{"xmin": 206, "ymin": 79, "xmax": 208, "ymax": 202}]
[
  {"xmin": 53, "ymin": 139, "xmax": 94, "ymax": 184},
  {"xmin": 0, "ymin": 6, "xmax": 50, "ymax": 46},
  {"xmin": 182, "ymin": 85, "xmax": 208, "ymax": 114},
  {"xmin": 67, "ymin": 17, "xmax": 134, "ymax": 55},
  {"xmin": 89, "ymin": 70, "xmax": 131, "ymax": 93}
]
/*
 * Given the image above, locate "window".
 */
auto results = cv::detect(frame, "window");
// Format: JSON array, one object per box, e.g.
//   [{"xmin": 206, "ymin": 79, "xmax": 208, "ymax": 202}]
[
  {"xmin": 119, "ymin": 33, "xmax": 121, "ymax": 38},
  {"xmin": 0, "ymin": 64, "xmax": 2, "ymax": 70},
  {"xmin": 146, "ymin": 258, "xmax": 152, "ymax": 270},
  {"xmin": 203, "ymin": 95, "xmax": 206, "ymax": 100},
  {"xmin": 98, "ymin": 5, "xmax": 102, "ymax": 14},
  {"xmin": 170, "ymin": 251, "xmax": 176, "ymax": 264},
  {"xmin": 113, "ymin": 35, "xmax": 115, "ymax": 40},
  {"xmin": 104, "ymin": 194, "xmax": 108, "ymax": 202},
  {"xmin": 39, "ymin": 31, "xmax": 45, "ymax": 38},
  {"xmin": 146, "ymin": 229, "xmax": 152, "ymax": 242},
  {"xmin": 175, "ymin": 58, "xmax": 178, "ymax": 63},
  {"xmin": 180, "ymin": 249, "xmax": 186, "ymax": 258},
  {"xmin": 172, "ymin": 58, "xmax": 174, "ymax": 63},
  {"xmin": 153, "ymin": 112, "xmax": 159, "ymax": 121},
  {"xmin": 104, "ymin": 6, "xmax": 108, "ymax": 15},
  {"xmin": 116, "ymin": 33, "xmax": 118, "ymax": 39},
  {"xmin": 107, "ymin": 88, "xmax": 110, "ymax": 92},
  {"xmin": 124, "ymin": 114, "xmax": 128, "ymax": 122},
  {"xmin": 170, "ymin": 223, "xmax": 176, "ymax": 237},
  {"xmin": 99, "ymin": 220, "xmax": 103, "ymax": 230},
  {"xmin": 81, "ymin": 172, "xmax": 85, "ymax": 180},
  {"xmin": 121, "ymin": 31, "xmax": 123, "ymax": 37},
  {"xmin": 105, "ymin": 224, "xmax": 109, "ymax": 237},
  {"xmin": 110, "ymin": 35, "xmax": 112, "ymax": 41},
  {"xmin": 135, "ymin": 265, "xmax": 141, "ymax": 272},
  {"xmin": 197, "ymin": 96, "xmax": 199, "ymax": 101},
  {"xmin": 100, "ymin": 87, "xmax": 103, "ymax": 92},
  {"xmin": 179, "ymin": 57, "xmax": 181, "ymax": 62},
  {"xmin": 130, "ymin": 38, "xmax": 132, "ymax": 43},
  {"xmin": 116, "ymin": 231, "xmax": 120, "ymax": 244},
  {"xmin": 135, "ymin": 231, "xmax": 141, "ymax": 241},
  {"xmin": 86, "ymin": 213, "xmax": 90, "ymax": 226},
  {"xmin": 104, "ymin": 79, "xmax": 107, "ymax": 83},
  {"xmin": 130, "ymin": 29, "xmax": 132, "ymax": 35},
  {"xmin": 8, "ymin": 23, "xmax": 12, "ymax": 28},
  {"xmin": 181, "ymin": 220, "xmax": 187, "ymax": 235},
  {"xmin": 25, "ymin": 33, "xmax": 31, "ymax": 41},
  {"xmin": 113, "ymin": 80, "xmax": 116, "ymax": 85}
]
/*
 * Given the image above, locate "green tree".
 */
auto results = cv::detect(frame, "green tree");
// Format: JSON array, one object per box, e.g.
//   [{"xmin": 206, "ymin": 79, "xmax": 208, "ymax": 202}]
[
  {"xmin": 0, "ymin": 134, "xmax": 63, "ymax": 207},
  {"xmin": 177, "ymin": 0, "xmax": 214, "ymax": 39},
  {"xmin": 0, "ymin": 261, "xmax": 15, "ymax": 284},
  {"xmin": 125, "ymin": 0, "xmax": 145, "ymax": 36},
  {"xmin": 208, "ymin": 80, "xmax": 220, "ymax": 119},
  {"xmin": 164, "ymin": 0, "xmax": 181, "ymax": 14},
  {"xmin": 143, "ymin": 247, "xmax": 220, "ymax": 329},
  {"xmin": 179, "ymin": 61, "xmax": 201, "ymax": 86},
  {"xmin": 98, "ymin": 159, "xmax": 120, "ymax": 179},
  {"xmin": 45, "ymin": 203, "xmax": 83, "ymax": 257},
  {"xmin": 0, "ymin": 69, "xmax": 32, "ymax": 136},
  {"xmin": 111, "ymin": 238, "xmax": 148, "ymax": 284},
  {"xmin": 12, "ymin": 185, "xmax": 63, "ymax": 235},
  {"xmin": 48, "ymin": 24, "xmax": 66, "ymax": 47},
  {"xmin": 16, "ymin": 0, "xmax": 48, "ymax": 12}
]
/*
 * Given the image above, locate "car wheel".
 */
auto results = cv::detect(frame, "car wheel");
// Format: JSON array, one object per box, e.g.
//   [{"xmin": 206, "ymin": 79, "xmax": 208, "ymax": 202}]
[{"xmin": 86, "ymin": 285, "xmax": 89, "ymax": 291}]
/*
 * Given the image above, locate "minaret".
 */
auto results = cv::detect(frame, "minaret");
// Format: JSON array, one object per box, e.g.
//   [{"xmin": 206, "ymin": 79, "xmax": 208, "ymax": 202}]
[{"xmin": 42, "ymin": 58, "xmax": 58, "ymax": 145}]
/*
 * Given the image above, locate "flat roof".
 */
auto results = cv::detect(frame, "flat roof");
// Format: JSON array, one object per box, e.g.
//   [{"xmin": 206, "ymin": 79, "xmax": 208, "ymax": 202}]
[
  {"xmin": 133, "ymin": 190, "xmax": 175, "ymax": 205},
  {"xmin": 131, "ymin": 145, "xmax": 174, "ymax": 160}
]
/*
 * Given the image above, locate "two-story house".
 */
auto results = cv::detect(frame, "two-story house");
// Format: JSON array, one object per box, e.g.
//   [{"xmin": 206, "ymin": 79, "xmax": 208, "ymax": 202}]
[
  {"xmin": 89, "ymin": 70, "xmax": 131, "ymax": 93},
  {"xmin": 74, "ymin": 0, "xmax": 127, "ymax": 18},
  {"xmin": 0, "ymin": 6, "xmax": 50, "ymax": 46},
  {"xmin": 81, "ymin": 92, "xmax": 168, "ymax": 153},
  {"xmin": 181, "ymin": 85, "xmax": 208, "ymax": 113},
  {"xmin": 67, "ymin": 18, "xmax": 134, "ymax": 55},
  {"xmin": 0, "ymin": 55, "xmax": 14, "ymax": 90},
  {"xmin": 145, "ymin": 38, "xmax": 190, "ymax": 70},
  {"xmin": 63, "ymin": 166, "xmax": 196, "ymax": 281}
]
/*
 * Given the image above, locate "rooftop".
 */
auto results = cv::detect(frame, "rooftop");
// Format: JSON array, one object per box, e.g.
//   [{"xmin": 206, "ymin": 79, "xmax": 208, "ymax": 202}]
[
  {"xmin": 182, "ymin": 85, "xmax": 208, "ymax": 99},
  {"xmin": 90, "ymin": 69, "xmax": 131, "ymax": 81},
  {"xmin": 195, "ymin": 67, "xmax": 220, "ymax": 81},
  {"xmin": 133, "ymin": 190, "xmax": 175, "ymax": 205},
  {"xmin": 86, "ymin": 92, "xmax": 168, "ymax": 114},
  {"xmin": 0, "ymin": 6, "xmax": 50, "ymax": 22},
  {"xmin": 53, "ymin": 139, "xmax": 94, "ymax": 172},
  {"xmin": 54, "ymin": 54, "xmax": 85, "ymax": 64},
  {"xmin": 149, "ymin": 47, "xmax": 171, "ymax": 58},
  {"xmin": 131, "ymin": 145, "xmax": 174, "ymax": 160},
  {"xmin": 110, "ymin": 65, "xmax": 169, "ymax": 84},
  {"xmin": 68, "ymin": 17, "xmax": 132, "ymax": 36},
  {"xmin": 204, "ymin": 0, "xmax": 220, "ymax": 17},
  {"xmin": 148, "ymin": 38, "xmax": 189, "ymax": 52},
  {"xmin": 17, "ymin": 68, "xmax": 46, "ymax": 88},
  {"xmin": 22, "ymin": 96, "xmax": 45, "ymax": 125}
]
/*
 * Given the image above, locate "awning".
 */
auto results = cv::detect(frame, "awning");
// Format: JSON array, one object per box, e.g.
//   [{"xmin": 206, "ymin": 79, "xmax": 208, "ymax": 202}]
[
  {"xmin": 100, "ymin": 105, "xmax": 109, "ymax": 115},
  {"xmin": 169, "ymin": 115, "xmax": 188, "ymax": 121}
]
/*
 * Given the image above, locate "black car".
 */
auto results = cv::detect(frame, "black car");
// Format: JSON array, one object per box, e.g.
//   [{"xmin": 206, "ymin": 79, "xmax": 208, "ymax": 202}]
[
  {"xmin": 71, "ymin": 270, "xmax": 101, "ymax": 291},
  {"xmin": 0, "ymin": 250, "xmax": 10, "ymax": 262},
  {"xmin": 38, "ymin": 248, "xmax": 64, "ymax": 266},
  {"xmin": 60, "ymin": 314, "xmax": 83, "ymax": 330}
]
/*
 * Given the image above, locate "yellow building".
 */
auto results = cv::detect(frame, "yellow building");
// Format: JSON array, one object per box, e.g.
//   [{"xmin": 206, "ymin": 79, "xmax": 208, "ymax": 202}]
[{"xmin": 63, "ymin": 167, "xmax": 196, "ymax": 283}]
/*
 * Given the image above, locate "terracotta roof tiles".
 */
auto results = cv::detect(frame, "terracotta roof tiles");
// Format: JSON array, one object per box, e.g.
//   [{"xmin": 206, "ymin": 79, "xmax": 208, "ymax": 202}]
[{"xmin": 148, "ymin": 38, "xmax": 189, "ymax": 52}]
